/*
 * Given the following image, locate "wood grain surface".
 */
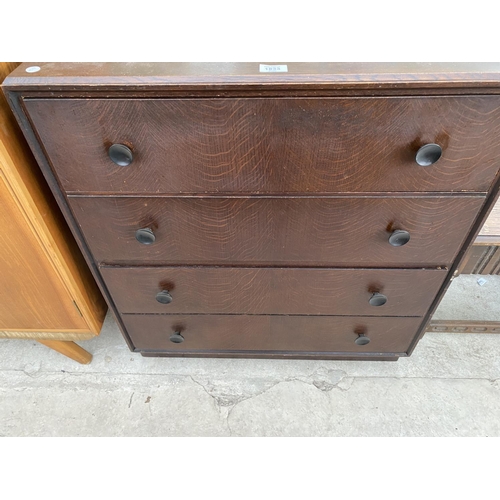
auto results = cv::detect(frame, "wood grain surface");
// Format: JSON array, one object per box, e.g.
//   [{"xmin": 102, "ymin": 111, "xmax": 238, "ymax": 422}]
[
  {"xmin": 0, "ymin": 62, "xmax": 107, "ymax": 334},
  {"xmin": 69, "ymin": 196, "xmax": 484, "ymax": 266},
  {"xmin": 24, "ymin": 96, "xmax": 500, "ymax": 194},
  {"xmin": 5, "ymin": 62, "xmax": 500, "ymax": 92},
  {"xmin": 0, "ymin": 330, "xmax": 97, "ymax": 340},
  {"xmin": 122, "ymin": 314, "xmax": 421, "ymax": 354},
  {"xmin": 0, "ymin": 169, "xmax": 85, "ymax": 330},
  {"xmin": 4, "ymin": 62, "xmax": 500, "ymax": 360},
  {"xmin": 38, "ymin": 340, "xmax": 92, "ymax": 364},
  {"xmin": 101, "ymin": 266, "xmax": 447, "ymax": 316}
]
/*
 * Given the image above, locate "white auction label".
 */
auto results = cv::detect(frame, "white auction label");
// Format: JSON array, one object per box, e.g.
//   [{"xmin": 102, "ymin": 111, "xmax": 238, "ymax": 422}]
[{"xmin": 259, "ymin": 64, "xmax": 288, "ymax": 73}]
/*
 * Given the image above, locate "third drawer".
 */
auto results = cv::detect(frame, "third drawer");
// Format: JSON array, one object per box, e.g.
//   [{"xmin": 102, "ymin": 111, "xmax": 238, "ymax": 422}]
[{"xmin": 101, "ymin": 267, "xmax": 448, "ymax": 316}]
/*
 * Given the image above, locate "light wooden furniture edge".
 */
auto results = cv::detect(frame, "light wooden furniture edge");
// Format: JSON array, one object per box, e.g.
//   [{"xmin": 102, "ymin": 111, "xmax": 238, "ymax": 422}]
[{"xmin": 0, "ymin": 62, "xmax": 107, "ymax": 362}]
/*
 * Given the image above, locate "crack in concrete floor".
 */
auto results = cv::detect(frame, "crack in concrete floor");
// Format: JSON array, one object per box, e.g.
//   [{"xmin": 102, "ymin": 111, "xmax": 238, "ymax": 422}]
[{"xmin": 1, "ymin": 275, "xmax": 500, "ymax": 436}]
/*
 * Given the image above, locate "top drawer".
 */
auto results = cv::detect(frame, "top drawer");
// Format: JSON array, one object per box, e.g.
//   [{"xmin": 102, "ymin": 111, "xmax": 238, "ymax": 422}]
[{"xmin": 25, "ymin": 96, "xmax": 500, "ymax": 194}]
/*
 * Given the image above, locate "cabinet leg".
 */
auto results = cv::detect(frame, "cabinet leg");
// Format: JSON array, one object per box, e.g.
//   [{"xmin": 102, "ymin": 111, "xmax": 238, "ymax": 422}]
[{"xmin": 38, "ymin": 340, "xmax": 92, "ymax": 364}]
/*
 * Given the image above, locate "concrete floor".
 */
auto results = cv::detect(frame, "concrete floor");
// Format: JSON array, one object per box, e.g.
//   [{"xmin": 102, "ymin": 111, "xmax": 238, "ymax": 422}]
[{"xmin": 1, "ymin": 274, "xmax": 500, "ymax": 437}]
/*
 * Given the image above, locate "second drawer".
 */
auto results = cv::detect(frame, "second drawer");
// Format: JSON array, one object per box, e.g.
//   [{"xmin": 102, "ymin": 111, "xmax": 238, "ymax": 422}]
[
  {"xmin": 102, "ymin": 267, "xmax": 448, "ymax": 316},
  {"xmin": 70, "ymin": 196, "xmax": 483, "ymax": 266}
]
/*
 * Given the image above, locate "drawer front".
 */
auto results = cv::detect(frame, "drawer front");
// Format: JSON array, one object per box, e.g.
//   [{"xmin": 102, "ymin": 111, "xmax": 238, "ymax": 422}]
[
  {"xmin": 70, "ymin": 196, "xmax": 483, "ymax": 266},
  {"xmin": 123, "ymin": 314, "xmax": 422, "ymax": 354},
  {"xmin": 102, "ymin": 267, "xmax": 447, "ymax": 316},
  {"xmin": 26, "ymin": 96, "xmax": 500, "ymax": 194}
]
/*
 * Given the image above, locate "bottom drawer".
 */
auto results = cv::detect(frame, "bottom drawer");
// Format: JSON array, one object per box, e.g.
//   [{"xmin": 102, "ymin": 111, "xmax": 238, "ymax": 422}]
[{"xmin": 122, "ymin": 314, "xmax": 422, "ymax": 355}]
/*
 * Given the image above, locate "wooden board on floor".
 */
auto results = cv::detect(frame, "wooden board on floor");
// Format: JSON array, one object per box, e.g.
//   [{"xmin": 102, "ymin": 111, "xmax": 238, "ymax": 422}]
[{"xmin": 428, "ymin": 320, "xmax": 500, "ymax": 333}]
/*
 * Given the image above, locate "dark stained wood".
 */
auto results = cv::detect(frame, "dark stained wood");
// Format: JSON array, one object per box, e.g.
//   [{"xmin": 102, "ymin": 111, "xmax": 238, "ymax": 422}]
[
  {"xmin": 5, "ymin": 62, "xmax": 500, "ymax": 92},
  {"xmin": 69, "ymin": 196, "xmax": 484, "ymax": 267},
  {"xmin": 406, "ymin": 161, "xmax": 500, "ymax": 355},
  {"xmin": 24, "ymin": 96, "xmax": 500, "ymax": 194},
  {"xmin": 123, "ymin": 314, "xmax": 421, "ymax": 354},
  {"xmin": 140, "ymin": 352, "xmax": 400, "ymax": 360},
  {"xmin": 101, "ymin": 266, "xmax": 447, "ymax": 316},
  {"xmin": 473, "ymin": 197, "xmax": 500, "ymax": 279},
  {"xmin": 4, "ymin": 63, "xmax": 500, "ymax": 360}
]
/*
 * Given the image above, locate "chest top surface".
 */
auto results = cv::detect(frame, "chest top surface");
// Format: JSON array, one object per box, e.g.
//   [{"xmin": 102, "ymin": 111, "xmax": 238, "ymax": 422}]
[{"xmin": 4, "ymin": 62, "xmax": 500, "ymax": 94}]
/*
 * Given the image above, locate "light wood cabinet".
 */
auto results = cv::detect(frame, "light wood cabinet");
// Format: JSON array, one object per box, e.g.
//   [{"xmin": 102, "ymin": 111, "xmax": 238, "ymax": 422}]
[{"xmin": 0, "ymin": 62, "xmax": 106, "ymax": 363}]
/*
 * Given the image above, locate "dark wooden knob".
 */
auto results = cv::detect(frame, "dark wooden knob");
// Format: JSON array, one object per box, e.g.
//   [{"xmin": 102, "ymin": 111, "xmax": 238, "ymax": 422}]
[
  {"xmin": 355, "ymin": 334, "xmax": 370, "ymax": 346},
  {"xmin": 169, "ymin": 331, "xmax": 184, "ymax": 344},
  {"xmin": 108, "ymin": 144, "xmax": 133, "ymax": 166},
  {"xmin": 135, "ymin": 228, "xmax": 155, "ymax": 245},
  {"xmin": 415, "ymin": 143, "xmax": 442, "ymax": 166},
  {"xmin": 388, "ymin": 229, "xmax": 410, "ymax": 247},
  {"xmin": 369, "ymin": 292, "xmax": 387, "ymax": 306},
  {"xmin": 156, "ymin": 290, "xmax": 172, "ymax": 304}
]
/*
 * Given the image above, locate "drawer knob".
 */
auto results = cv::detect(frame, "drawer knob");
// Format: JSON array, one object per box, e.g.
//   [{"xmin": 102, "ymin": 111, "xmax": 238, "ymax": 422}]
[
  {"xmin": 108, "ymin": 144, "xmax": 133, "ymax": 166},
  {"xmin": 388, "ymin": 229, "xmax": 410, "ymax": 247},
  {"xmin": 169, "ymin": 331, "xmax": 184, "ymax": 344},
  {"xmin": 415, "ymin": 143, "xmax": 442, "ymax": 166},
  {"xmin": 355, "ymin": 334, "xmax": 370, "ymax": 346},
  {"xmin": 156, "ymin": 290, "xmax": 173, "ymax": 304},
  {"xmin": 369, "ymin": 292, "xmax": 387, "ymax": 306},
  {"xmin": 135, "ymin": 228, "xmax": 156, "ymax": 245}
]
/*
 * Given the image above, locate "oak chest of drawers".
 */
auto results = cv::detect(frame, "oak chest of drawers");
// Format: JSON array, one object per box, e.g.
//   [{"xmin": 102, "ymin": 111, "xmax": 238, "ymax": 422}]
[{"xmin": 4, "ymin": 62, "xmax": 500, "ymax": 361}]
